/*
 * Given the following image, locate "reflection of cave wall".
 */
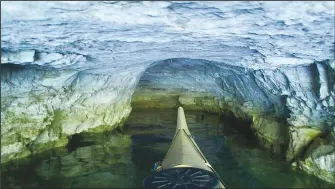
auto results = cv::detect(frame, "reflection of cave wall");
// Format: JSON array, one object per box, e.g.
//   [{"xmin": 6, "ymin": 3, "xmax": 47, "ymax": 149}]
[{"xmin": 131, "ymin": 58, "xmax": 335, "ymax": 183}]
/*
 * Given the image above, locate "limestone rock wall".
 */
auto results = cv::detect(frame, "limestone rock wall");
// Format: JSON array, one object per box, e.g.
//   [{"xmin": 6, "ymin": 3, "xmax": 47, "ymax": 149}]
[{"xmin": 1, "ymin": 63, "xmax": 137, "ymax": 163}]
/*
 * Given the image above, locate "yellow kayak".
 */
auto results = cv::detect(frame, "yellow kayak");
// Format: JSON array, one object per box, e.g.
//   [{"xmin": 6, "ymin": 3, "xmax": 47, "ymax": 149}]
[{"xmin": 143, "ymin": 107, "xmax": 226, "ymax": 189}]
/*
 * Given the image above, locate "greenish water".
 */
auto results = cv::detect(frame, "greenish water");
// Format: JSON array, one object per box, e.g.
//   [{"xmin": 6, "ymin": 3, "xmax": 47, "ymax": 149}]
[{"xmin": 1, "ymin": 108, "xmax": 334, "ymax": 188}]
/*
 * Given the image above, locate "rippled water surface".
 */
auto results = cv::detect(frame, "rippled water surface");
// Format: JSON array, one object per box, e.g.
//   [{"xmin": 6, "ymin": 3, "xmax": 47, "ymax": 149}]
[{"xmin": 1, "ymin": 108, "xmax": 334, "ymax": 188}]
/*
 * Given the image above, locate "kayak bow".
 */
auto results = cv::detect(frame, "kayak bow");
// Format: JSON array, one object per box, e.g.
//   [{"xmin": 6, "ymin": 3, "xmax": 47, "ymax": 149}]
[{"xmin": 143, "ymin": 107, "xmax": 226, "ymax": 189}]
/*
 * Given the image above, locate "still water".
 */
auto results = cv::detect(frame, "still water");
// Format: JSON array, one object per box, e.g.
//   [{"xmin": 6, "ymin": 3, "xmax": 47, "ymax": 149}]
[{"xmin": 1, "ymin": 108, "xmax": 334, "ymax": 188}]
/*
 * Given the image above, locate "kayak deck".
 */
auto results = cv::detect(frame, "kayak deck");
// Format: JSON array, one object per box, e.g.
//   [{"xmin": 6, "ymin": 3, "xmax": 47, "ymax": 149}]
[
  {"xmin": 143, "ymin": 107, "xmax": 226, "ymax": 189},
  {"xmin": 161, "ymin": 107, "xmax": 213, "ymax": 172}
]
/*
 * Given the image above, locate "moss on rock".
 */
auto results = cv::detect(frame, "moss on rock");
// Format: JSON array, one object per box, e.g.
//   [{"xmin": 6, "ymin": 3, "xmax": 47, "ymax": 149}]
[
  {"xmin": 85, "ymin": 115, "xmax": 129, "ymax": 134},
  {"xmin": 30, "ymin": 135, "xmax": 69, "ymax": 154},
  {"xmin": 293, "ymin": 157, "xmax": 335, "ymax": 184},
  {"xmin": 251, "ymin": 115, "xmax": 289, "ymax": 155},
  {"xmin": 291, "ymin": 132, "xmax": 335, "ymax": 183},
  {"xmin": 1, "ymin": 151, "xmax": 31, "ymax": 165},
  {"xmin": 131, "ymin": 89, "xmax": 180, "ymax": 109},
  {"xmin": 287, "ymin": 126, "xmax": 324, "ymax": 162},
  {"xmin": 178, "ymin": 94, "xmax": 222, "ymax": 113},
  {"xmin": 1, "ymin": 104, "xmax": 132, "ymax": 164}
]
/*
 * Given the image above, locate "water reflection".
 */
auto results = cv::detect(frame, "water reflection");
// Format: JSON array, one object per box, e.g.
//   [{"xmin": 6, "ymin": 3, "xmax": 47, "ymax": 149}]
[{"xmin": 1, "ymin": 108, "xmax": 334, "ymax": 188}]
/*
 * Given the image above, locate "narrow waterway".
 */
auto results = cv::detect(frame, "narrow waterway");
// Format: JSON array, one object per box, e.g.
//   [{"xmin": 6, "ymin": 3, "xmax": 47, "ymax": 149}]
[{"xmin": 1, "ymin": 108, "xmax": 334, "ymax": 188}]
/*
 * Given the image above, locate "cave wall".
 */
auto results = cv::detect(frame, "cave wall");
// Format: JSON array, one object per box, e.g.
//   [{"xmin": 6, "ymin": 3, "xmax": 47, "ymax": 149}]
[
  {"xmin": 1, "ymin": 64, "xmax": 138, "ymax": 163},
  {"xmin": 1, "ymin": 58, "xmax": 334, "ymax": 183}
]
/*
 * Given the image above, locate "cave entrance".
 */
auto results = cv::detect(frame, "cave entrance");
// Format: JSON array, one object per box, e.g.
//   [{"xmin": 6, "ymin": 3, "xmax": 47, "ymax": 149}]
[
  {"xmin": 130, "ymin": 58, "xmax": 225, "ymax": 111},
  {"xmin": 127, "ymin": 58, "xmax": 260, "ymax": 153},
  {"xmin": 129, "ymin": 58, "xmax": 293, "ymax": 160}
]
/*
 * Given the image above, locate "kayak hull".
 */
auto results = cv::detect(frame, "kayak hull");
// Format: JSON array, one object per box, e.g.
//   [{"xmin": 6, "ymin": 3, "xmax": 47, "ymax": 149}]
[{"xmin": 143, "ymin": 107, "xmax": 226, "ymax": 189}]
